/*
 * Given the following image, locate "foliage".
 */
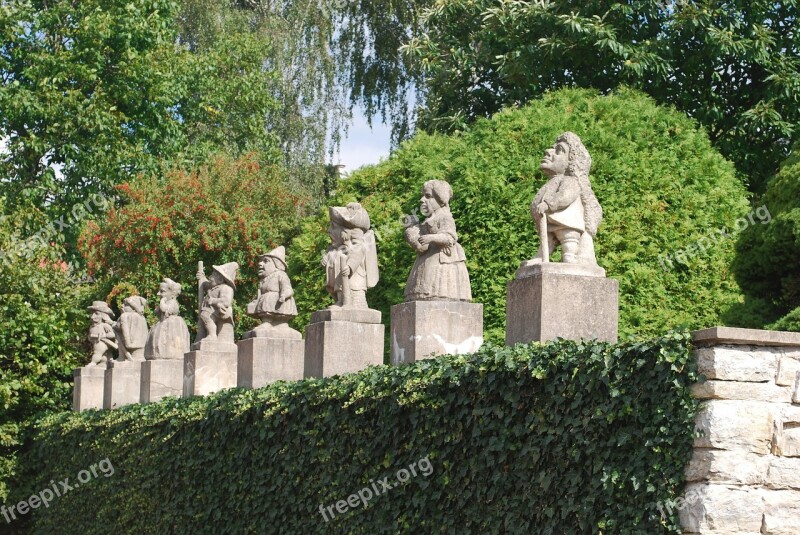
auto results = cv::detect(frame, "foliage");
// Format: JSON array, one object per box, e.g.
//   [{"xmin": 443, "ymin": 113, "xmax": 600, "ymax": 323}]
[
  {"xmin": 11, "ymin": 332, "xmax": 697, "ymax": 534},
  {"xmin": 289, "ymin": 88, "xmax": 749, "ymax": 345},
  {"xmin": 0, "ymin": 200, "xmax": 92, "ymax": 502},
  {"xmin": 731, "ymin": 142, "xmax": 800, "ymax": 330},
  {"xmin": 78, "ymin": 153, "xmax": 307, "ymax": 333},
  {"xmin": 0, "ymin": 0, "xmax": 285, "ymax": 219},
  {"xmin": 402, "ymin": 0, "xmax": 800, "ymax": 193}
]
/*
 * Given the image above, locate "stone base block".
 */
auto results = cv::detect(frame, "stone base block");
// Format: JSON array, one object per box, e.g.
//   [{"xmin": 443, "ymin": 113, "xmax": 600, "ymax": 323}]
[
  {"xmin": 310, "ymin": 308, "xmax": 381, "ymax": 324},
  {"xmin": 304, "ymin": 320, "xmax": 384, "ymax": 377},
  {"xmin": 505, "ymin": 269, "xmax": 618, "ymax": 345},
  {"xmin": 140, "ymin": 359, "xmax": 184, "ymax": 403},
  {"xmin": 237, "ymin": 337, "xmax": 305, "ymax": 388},
  {"xmin": 73, "ymin": 366, "xmax": 106, "ymax": 411},
  {"xmin": 390, "ymin": 300, "xmax": 483, "ymax": 365},
  {"xmin": 103, "ymin": 361, "xmax": 143, "ymax": 410},
  {"xmin": 183, "ymin": 349, "xmax": 237, "ymax": 397}
]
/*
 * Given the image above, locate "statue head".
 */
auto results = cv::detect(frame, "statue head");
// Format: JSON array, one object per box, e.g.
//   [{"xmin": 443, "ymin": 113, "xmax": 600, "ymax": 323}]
[
  {"xmin": 559, "ymin": 131, "xmax": 591, "ymax": 178},
  {"xmin": 420, "ymin": 180, "xmax": 452, "ymax": 216},
  {"xmin": 158, "ymin": 278, "xmax": 182, "ymax": 300},
  {"xmin": 259, "ymin": 246, "xmax": 287, "ymax": 276},
  {"xmin": 123, "ymin": 295, "xmax": 147, "ymax": 314}
]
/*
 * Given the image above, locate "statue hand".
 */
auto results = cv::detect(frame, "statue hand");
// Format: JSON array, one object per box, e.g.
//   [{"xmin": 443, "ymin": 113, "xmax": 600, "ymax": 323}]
[
  {"xmin": 196, "ymin": 270, "xmax": 204, "ymax": 280},
  {"xmin": 342, "ymin": 266, "xmax": 352, "ymax": 277},
  {"xmin": 418, "ymin": 235, "xmax": 434, "ymax": 246},
  {"xmin": 537, "ymin": 202, "xmax": 549, "ymax": 215}
]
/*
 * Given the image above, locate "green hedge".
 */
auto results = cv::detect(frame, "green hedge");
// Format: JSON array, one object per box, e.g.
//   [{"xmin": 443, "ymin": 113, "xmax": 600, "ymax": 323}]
[
  {"xmin": 9, "ymin": 332, "xmax": 696, "ymax": 534},
  {"xmin": 288, "ymin": 88, "xmax": 749, "ymax": 346}
]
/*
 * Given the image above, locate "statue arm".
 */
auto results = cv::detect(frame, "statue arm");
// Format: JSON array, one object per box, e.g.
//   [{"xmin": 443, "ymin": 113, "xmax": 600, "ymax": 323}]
[
  {"xmin": 542, "ymin": 176, "xmax": 580, "ymax": 211},
  {"xmin": 278, "ymin": 273, "xmax": 294, "ymax": 301}
]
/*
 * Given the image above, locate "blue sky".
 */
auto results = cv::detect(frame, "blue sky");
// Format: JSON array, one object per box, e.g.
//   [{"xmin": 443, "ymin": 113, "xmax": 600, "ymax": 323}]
[{"xmin": 332, "ymin": 106, "xmax": 392, "ymax": 173}]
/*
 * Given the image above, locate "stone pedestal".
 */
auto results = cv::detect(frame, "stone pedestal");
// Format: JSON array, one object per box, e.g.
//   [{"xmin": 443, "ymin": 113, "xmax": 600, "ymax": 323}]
[
  {"xmin": 182, "ymin": 339, "xmax": 238, "ymax": 397},
  {"xmin": 505, "ymin": 263, "xmax": 618, "ymax": 345},
  {"xmin": 390, "ymin": 300, "xmax": 483, "ymax": 365},
  {"xmin": 679, "ymin": 328, "xmax": 800, "ymax": 535},
  {"xmin": 103, "ymin": 360, "xmax": 143, "ymax": 410},
  {"xmin": 237, "ymin": 337, "xmax": 305, "ymax": 388},
  {"xmin": 73, "ymin": 366, "xmax": 106, "ymax": 411},
  {"xmin": 140, "ymin": 359, "xmax": 184, "ymax": 403},
  {"xmin": 304, "ymin": 308, "xmax": 384, "ymax": 378}
]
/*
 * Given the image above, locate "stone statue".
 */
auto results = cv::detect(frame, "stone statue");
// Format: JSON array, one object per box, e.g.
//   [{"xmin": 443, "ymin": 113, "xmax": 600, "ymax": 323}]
[
  {"xmin": 87, "ymin": 301, "xmax": 117, "ymax": 366},
  {"xmin": 243, "ymin": 246, "xmax": 300, "ymax": 339},
  {"xmin": 403, "ymin": 180, "xmax": 472, "ymax": 301},
  {"xmin": 145, "ymin": 278, "xmax": 190, "ymax": 359},
  {"xmin": 521, "ymin": 132, "xmax": 602, "ymax": 267},
  {"xmin": 322, "ymin": 202, "xmax": 379, "ymax": 309},
  {"xmin": 113, "ymin": 296, "xmax": 149, "ymax": 361},
  {"xmin": 195, "ymin": 262, "xmax": 239, "ymax": 345}
]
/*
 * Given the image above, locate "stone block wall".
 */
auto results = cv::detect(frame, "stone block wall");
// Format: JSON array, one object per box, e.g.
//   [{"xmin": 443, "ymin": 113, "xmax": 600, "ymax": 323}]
[{"xmin": 680, "ymin": 327, "xmax": 800, "ymax": 534}]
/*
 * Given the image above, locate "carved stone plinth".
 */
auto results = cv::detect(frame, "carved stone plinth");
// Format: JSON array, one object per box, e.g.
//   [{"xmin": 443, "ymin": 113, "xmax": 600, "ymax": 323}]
[
  {"xmin": 182, "ymin": 340, "xmax": 238, "ymax": 397},
  {"xmin": 103, "ymin": 360, "xmax": 143, "ymax": 410},
  {"xmin": 237, "ymin": 337, "xmax": 305, "ymax": 388},
  {"xmin": 73, "ymin": 366, "xmax": 106, "ymax": 411},
  {"xmin": 390, "ymin": 300, "xmax": 483, "ymax": 365},
  {"xmin": 506, "ymin": 263, "xmax": 618, "ymax": 345},
  {"xmin": 140, "ymin": 359, "xmax": 184, "ymax": 403},
  {"xmin": 304, "ymin": 309, "xmax": 384, "ymax": 378}
]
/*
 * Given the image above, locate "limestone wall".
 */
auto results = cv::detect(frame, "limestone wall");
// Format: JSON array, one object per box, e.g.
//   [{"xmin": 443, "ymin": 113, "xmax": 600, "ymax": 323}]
[{"xmin": 680, "ymin": 327, "xmax": 800, "ymax": 534}]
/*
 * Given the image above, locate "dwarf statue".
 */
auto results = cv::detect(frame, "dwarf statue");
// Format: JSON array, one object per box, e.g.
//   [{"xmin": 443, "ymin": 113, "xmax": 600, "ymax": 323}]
[
  {"xmin": 404, "ymin": 180, "xmax": 472, "ymax": 301},
  {"xmin": 145, "ymin": 278, "xmax": 191, "ymax": 359},
  {"xmin": 243, "ymin": 246, "xmax": 300, "ymax": 339},
  {"xmin": 195, "ymin": 261, "xmax": 239, "ymax": 346},
  {"xmin": 114, "ymin": 295, "xmax": 149, "ymax": 361},
  {"xmin": 522, "ymin": 131, "xmax": 603, "ymax": 267},
  {"xmin": 321, "ymin": 202, "xmax": 379, "ymax": 309},
  {"xmin": 87, "ymin": 301, "xmax": 117, "ymax": 366}
]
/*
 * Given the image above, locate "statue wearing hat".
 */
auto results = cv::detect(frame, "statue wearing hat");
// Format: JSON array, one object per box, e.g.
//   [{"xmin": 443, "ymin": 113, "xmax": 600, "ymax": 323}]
[
  {"xmin": 322, "ymin": 202, "xmax": 379, "ymax": 309},
  {"xmin": 243, "ymin": 246, "xmax": 300, "ymax": 339},
  {"xmin": 114, "ymin": 295, "xmax": 149, "ymax": 361},
  {"xmin": 87, "ymin": 301, "xmax": 117, "ymax": 366},
  {"xmin": 195, "ymin": 261, "xmax": 239, "ymax": 346}
]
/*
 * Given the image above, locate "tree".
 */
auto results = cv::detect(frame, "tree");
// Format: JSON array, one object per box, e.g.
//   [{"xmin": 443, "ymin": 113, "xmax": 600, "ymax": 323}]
[
  {"xmin": 78, "ymin": 153, "xmax": 307, "ymax": 333},
  {"xmin": 0, "ymin": 0, "xmax": 285, "ymax": 217},
  {"xmin": 402, "ymin": 0, "xmax": 800, "ymax": 193},
  {"xmin": 288, "ymin": 88, "xmax": 750, "ymax": 345},
  {"xmin": 0, "ymin": 199, "xmax": 91, "ymax": 501},
  {"xmin": 731, "ymin": 141, "xmax": 800, "ymax": 330}
]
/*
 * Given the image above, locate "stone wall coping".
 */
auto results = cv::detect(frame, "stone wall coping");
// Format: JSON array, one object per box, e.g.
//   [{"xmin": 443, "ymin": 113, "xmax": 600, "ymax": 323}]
[{"xmin": 692, "ymin": 326, "xmax": 800, "ymax": 347}]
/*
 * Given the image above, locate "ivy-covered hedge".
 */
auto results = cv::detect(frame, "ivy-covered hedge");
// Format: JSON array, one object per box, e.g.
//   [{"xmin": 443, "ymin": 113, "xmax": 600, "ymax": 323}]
[{"xmin": 10, "ymin": 332, "xmax": 696, "ymax": 534}]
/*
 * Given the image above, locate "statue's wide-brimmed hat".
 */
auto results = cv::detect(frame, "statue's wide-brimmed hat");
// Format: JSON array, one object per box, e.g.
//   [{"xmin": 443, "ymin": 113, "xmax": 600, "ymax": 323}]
[
  {"xmin": 212, "ymin": 262, "xmax": 239, "ymax": 288},
  {"xmin": 88, "ymin": 301, "xmax": 114, "ymax": 317},
  {"xmin": 259, "ymin": 246, "xmax": 287, "ymax": 270},
  {"xmin": 123, "ymin": 295, "xmax": 147, "ymax": 314},
  {"xmin": 329, "ymin": 202, "xmax": 370, "ymax": 230}
]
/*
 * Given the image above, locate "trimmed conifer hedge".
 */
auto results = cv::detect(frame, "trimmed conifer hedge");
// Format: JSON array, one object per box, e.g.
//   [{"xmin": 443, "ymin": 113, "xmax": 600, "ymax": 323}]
[{"xmin": 9, "ymin": 332, "xmax": 696, "ymax": 534}]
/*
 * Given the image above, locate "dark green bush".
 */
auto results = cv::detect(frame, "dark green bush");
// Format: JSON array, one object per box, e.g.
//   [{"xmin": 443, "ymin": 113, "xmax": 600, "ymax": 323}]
[
  {"xmin": 288, "ymin": 88, "xmax": 749, "ymax": 347},
  {"xmin": 731, "ymin": 142, "xmax": 800, "ymax": 330},
  {"xmin": 10, "ymin": 332, "xmax": 696, "ymax": 534}
]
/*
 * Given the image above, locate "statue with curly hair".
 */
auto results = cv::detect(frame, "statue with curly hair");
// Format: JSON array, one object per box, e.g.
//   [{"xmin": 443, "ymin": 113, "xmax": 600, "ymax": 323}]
[{"xmin": 523, "ymin": 132, "xmax": 603, "ymax": 266}]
